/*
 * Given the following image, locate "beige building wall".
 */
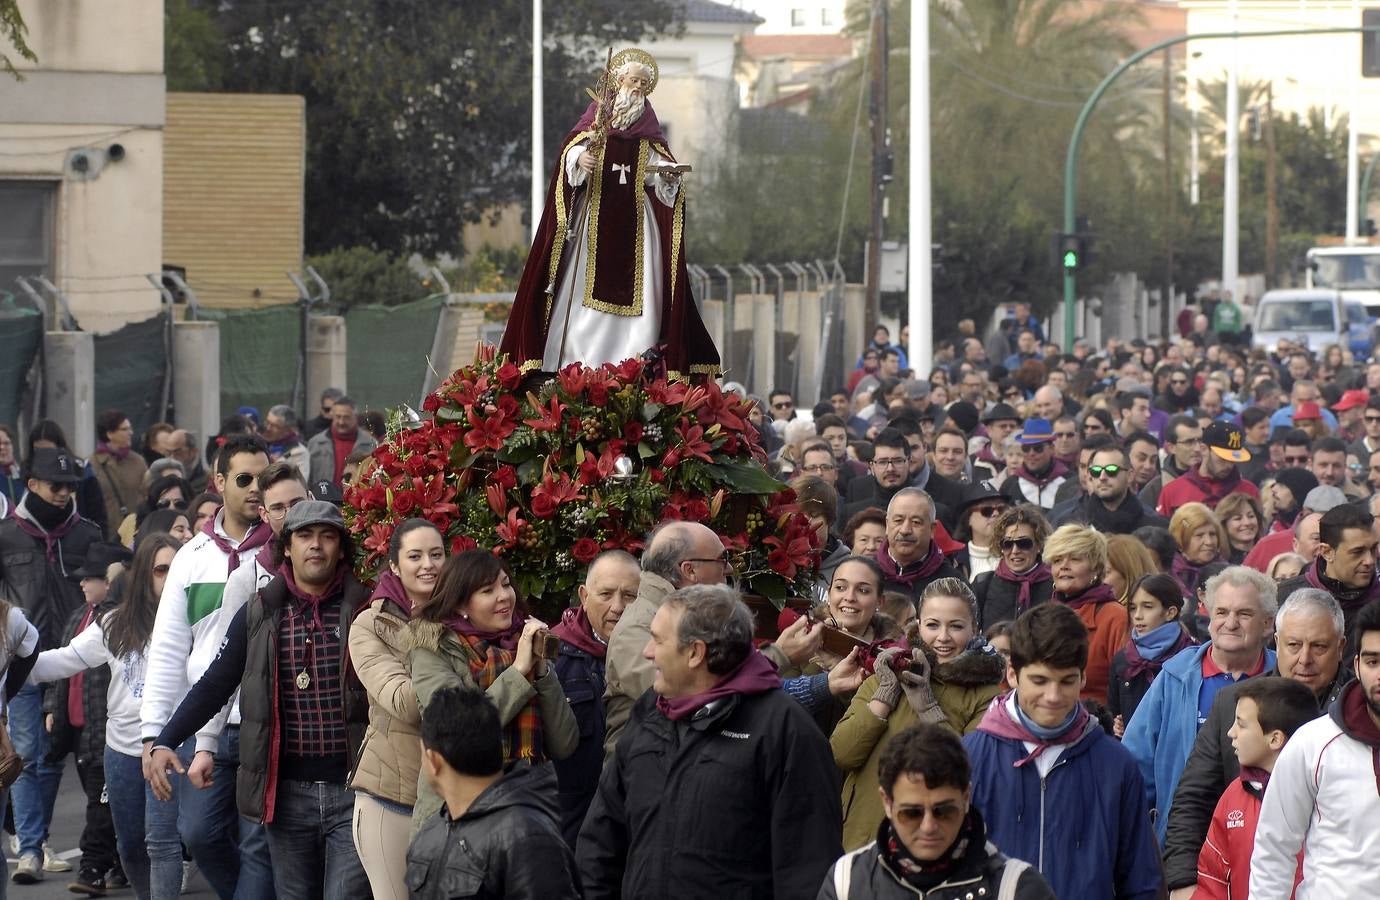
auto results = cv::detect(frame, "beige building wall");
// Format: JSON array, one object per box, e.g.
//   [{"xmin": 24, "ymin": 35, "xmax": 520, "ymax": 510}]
[
  {"xmin": 0, "ymin": 0, "xmax": 166, "ymax": 333},
  {"xmin": 163, "ymin": 93, "xmax": 306, "ymax": 308}
]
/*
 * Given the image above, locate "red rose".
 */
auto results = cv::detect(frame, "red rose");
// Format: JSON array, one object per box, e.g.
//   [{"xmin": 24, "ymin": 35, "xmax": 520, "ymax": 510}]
[
  {"xmin": 494, "ymin": 465, "xmax": 518, "ymax": 490},
  {"xmin": 649, "ymin": 468, "xmax": 665, "ymax": 484},
  {"xmin": 623, "ymin": 421, "xmax": 644, "ymax": 442},
  {"xmin": 588, "ymin": 382, "xmax": 609, "ymax": 406},
  {"xmin": 530, "ymin": 492, "xmax": 558, "ymax": 518},
  {"xmin": 393, "ymin": 492, "xmax": 418, "ymax": 515},
  {"xmin": 572, "ymin": 537, "xmax": 601, "ymax": 563},
  {"xmin": 450, "ymin": 534, "xmax": 479, "ymax": 554},
  {"xmin": 685, "ymin": 499, "xmax": 710, "ymax": 522},
  {"xmin": 496, "ymin": 362, "xmax": 522, "ymax": 390}
]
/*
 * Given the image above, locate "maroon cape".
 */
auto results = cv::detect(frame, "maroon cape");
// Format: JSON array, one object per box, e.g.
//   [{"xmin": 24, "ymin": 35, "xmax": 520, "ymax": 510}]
[{"xmin": 500, "ymin": 100, "xmax": 720, "ymax": 378}]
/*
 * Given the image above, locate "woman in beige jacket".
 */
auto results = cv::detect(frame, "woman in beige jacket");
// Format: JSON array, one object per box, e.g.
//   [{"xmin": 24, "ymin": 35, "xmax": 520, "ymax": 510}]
[
  {"xmin": 404, "ymin": 549, "xmax": 578, "ymax": 834},
  {"xmin": 348, "ymin": 518, "xmax": 444, "ymax": 900}
]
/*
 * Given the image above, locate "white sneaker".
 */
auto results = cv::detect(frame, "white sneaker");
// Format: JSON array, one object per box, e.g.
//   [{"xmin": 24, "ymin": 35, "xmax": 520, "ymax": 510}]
[
  {"xmin": 42, "ymin": 842, "xmax": 72, "ymax": 873},
  {"xmin": 12, "ymin": 852, "xmax": 42, "ymax": 883},
  {"xmin": 5, "ymin": 833, "xmax": 17, "ymax": 857}
]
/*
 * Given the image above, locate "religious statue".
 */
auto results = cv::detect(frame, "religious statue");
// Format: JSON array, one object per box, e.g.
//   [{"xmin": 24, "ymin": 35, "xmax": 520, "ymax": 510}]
[{"xmin": 500, "ymin": 48, "xmax": 721, "ymax": 378}]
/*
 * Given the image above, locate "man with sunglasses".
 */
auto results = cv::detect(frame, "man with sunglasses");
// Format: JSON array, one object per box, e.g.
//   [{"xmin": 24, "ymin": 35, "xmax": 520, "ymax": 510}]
[
  {"xmin": 140, "ymin": 433, "xmax": 273, "ymax": 900},
  {"xmin": 1138, "ymin": 415, "xmax": 1203, "ymax": 513},
  {"xmin": 1345, "ymin": 396, "xmax": 1380, "ymax": 467},
  {"xmin": 0, "ymin": 447, "xmax": 103, "ymax": 883},
  {"xmin": 1054, "ymin": 446, "xmax": 1167, "ymax": 534},
  {"xmin": 998, "ymin": 419, "xmax": 1068, "ymax": 512},
  {"xmin": 1156, "ymin": 421, "xmax": 1260, "ymax": 517}
]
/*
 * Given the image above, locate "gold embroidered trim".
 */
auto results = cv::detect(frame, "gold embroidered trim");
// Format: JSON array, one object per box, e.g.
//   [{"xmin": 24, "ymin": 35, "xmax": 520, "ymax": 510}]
[
  {"xmin": 668, "ymin": 175, "xmax": 686, "ymax": 314},
  {"xmin": 518, "ymin": 359, "xmax": 543, "ymax": 374},
  {"xmin": 543, "ymin": 130, "xmax": 596, "ymax": 330},
  {"xmin": 667, "ymin": 364, "xmax": 722, "ymax": 381},
  {"xmin": 582, "ymin": 140, "xmax": 649, "ymax": 317}
]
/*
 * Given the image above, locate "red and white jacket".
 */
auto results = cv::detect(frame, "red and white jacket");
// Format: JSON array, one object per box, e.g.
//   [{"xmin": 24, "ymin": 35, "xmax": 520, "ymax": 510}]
[{"xmin": 1194, "ymin": 775, "xmax": 1299, "ymax": 900}]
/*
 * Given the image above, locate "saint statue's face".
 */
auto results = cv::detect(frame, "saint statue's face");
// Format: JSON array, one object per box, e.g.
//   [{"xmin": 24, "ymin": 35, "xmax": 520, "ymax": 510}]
[{"xmin": 618, "ymin": 64, "xmax": 651, "ymax": 97}]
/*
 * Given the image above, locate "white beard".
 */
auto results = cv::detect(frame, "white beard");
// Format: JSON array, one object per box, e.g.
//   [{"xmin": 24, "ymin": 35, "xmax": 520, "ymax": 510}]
[{"xmin": 610, "ymin": 87, "xmax": 645, "ymax": 131}]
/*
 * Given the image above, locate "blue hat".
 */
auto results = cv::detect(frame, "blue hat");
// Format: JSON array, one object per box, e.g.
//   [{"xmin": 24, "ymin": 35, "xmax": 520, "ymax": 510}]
[{"xmin": 1016, "ymin": 418, "xmax": 1055, "ymax": 445}]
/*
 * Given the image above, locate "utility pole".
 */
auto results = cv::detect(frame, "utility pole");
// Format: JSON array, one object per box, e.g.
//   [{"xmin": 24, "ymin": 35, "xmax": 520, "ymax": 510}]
[
  {"xmin": 864, "ymin": 0, "xmax": 888, "ymax": 340},
  {"xmin": 1162, "ymin": 47, "xmax": 1175, "ymax": 338},
  {"xmin": 1265, "ymin": 82, "xmax": 1279, "ymax": 287},
  {"xmin": 531, "ymin": 0, "xmax": 544, "ymax": 242},
  {"xmin": 1222, "ymin": 0, "xmax": 1240, "ymax": 303},
  {"xmin": 907, "ymin": 0, "xmax": 934, "ymax": 376},
  {"xmin": 1346, "ymin": 0, "xmax": 1362, "ymax": 242}
]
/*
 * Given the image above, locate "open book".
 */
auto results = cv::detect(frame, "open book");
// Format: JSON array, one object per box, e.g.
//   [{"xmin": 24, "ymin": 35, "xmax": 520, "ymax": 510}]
[{"xmin": 649, "ymin": 163, "xmax": 693, "ymax": 175}]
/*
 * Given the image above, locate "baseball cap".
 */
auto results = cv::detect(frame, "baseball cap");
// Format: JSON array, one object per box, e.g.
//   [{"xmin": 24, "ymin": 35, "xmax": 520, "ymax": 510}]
[
  {"xmin": 28, "ymin": 447, "xmax": 81, "ymax": 484},
  {"xmin": 70, "ymin": 542, "xmax": 134, "ymax": 581},
  {"xmin": 311, "ymin": 479, "xmax": 345, "ymax": 507},
  {"xmin": 1292, "ymin": 401, "xmax": 1322, "ymax": 421},
  {"xmin": 1331, "ymin": 389, "xmax": 1369, "ymax": 412},
  {"xmin": 1302, "ymin": 486, "xmax": 1347, "ymax": 514},
  {"xmin": 1016, "ymin": 418, "xmax": 1055, "ymax": 445},
  {"xmin": 284, "ymin": 499, "xmax": 346, "ymax": 535},
  {"xmin": 1204, "ymin": 421, "xmax": 1251, "ymax": 462}
]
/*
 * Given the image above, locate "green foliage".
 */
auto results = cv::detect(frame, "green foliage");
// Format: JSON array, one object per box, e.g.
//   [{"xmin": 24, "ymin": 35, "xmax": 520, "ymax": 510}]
[
  {"xmin": 305, "ymin": 246, "xmax": 430, "ymax": 310},
  {"xmin": 165, "ymin": 0, "xmax": 224, "ymax": 91},
  {"xmin": 173, "ymin": 0, "xmax": 683, "ymax": 257},
  {"xmin": 0, "ymin": 0, "xmax": 36, "ymax": 78},
  {"xmin": 441, "ymin": 246, "xmax": 527, "ymax": 294}
]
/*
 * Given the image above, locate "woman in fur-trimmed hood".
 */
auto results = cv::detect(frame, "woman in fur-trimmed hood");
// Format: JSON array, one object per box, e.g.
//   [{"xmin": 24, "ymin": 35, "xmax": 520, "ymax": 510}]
[{"xmin": 830, "ymin": 578, "xmax": 1006, "ymax": 850}]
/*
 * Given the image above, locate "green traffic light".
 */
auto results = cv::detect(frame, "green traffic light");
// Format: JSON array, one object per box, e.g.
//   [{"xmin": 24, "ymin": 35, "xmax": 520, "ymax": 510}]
[{"xmin": 1062, "ymin": 250, "xmax": 1078, "ymax": 270}]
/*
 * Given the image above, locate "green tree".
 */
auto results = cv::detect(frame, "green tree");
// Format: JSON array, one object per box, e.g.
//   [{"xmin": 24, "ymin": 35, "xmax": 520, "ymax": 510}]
[
  {"xmin": 1, "ymin": 0, "xmax": 35, "ymax": 77},
  {"xmin": 183, "ymin": 0, "xmax": 681, "ymax": 257},
  {"xmin": 165, "ymin": 0, "xmax": 224, "ymax": 91},
  {"xmin": 305, "ymin": 246, "xmax": 430, "ymax": 310}
]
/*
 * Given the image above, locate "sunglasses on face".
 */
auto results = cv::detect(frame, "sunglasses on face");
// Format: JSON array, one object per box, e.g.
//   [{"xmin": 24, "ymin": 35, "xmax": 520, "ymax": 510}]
[
  {"xmin": 1000, "ymin": 537, "xmax": 1037, "ymax": 552},
  {"xmin": 1283, "ymin": 454, "xmax": 1310, "ymax": 466},
  {"xmin": 156, "ymin": 498, "xmax": 188, "ymax": 510},
  {"xmin": 1087, "ymin": 464, "xmax": 1123, "ymax": 479},
  {"xmin": 1365, "ymin": 416, "xmax": 1380, "ymax": 424},
  {"xmin": 892, "ymin": 803, "xmax": 964, "ymax": 825},
  {"xmin": 975, "ymin": 505, "xmax": 1006, "ymax": 518},
  {"xmin": 233, "ymin": 472, "xmax": 256, "ymax": 489},
  {"xmin": 772, "ymin": 402, "xmax": 793, "ymax": 410}
]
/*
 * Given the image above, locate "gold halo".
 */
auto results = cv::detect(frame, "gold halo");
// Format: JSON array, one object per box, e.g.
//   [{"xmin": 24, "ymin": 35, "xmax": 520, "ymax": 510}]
[{"xmin": 610, "ymin": 47, "xmax": 659, "ymax": 96}]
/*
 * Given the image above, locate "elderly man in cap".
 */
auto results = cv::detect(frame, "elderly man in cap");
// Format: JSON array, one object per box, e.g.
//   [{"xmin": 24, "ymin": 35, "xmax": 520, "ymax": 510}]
[
  {"xmin": 148, "ymin": 499, "xmax": 371, "ymax": 898},
  {"xmin": 998, "ymin": 419, "xmax": 1069, "ymax": 511},
  {"xmin": 972, "ymin": 402, "xmax": 1021, "ymax": 482},
  {"xmin": 1331, "ymin": 388, "xmax": 1370, "ymax": 443},
  {"xmin": 1156, "ymin": 421, "xmax": 1260, "ymax": 517},
  {"xmin": 0, "ymin": 447, "xmax": 103, "ymax": 882}
]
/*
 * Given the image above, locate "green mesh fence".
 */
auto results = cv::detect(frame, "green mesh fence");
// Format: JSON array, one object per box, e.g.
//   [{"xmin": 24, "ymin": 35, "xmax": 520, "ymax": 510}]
[
  {"xmin": 93, "ymin": 313, "xmax": 170, "ymax": 435},
  {"xmin": 199, "ymin": 306, "xmax": 300, "ymax": 420},
  {"xmin": 0, "ymin": 306, "xmax": 42, "ymax": 427},
  {"xmin": 344, "ymin": 294, "xmax": 446, "ymax": 414}
]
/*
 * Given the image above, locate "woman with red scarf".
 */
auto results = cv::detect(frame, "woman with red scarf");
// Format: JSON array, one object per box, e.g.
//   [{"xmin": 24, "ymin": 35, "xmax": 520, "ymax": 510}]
[
  {"xmin": 403, "ymin": 549, "xmax": 577, "ymax": 835},
  {"xmin": 971, "ymin": 505, "xmax": 1053, "ymax": 632},
  {"xmin": 1042, "ymin": 524, "xmax": 1129, "ymax": 701},
  {"xmin": 1169, "ymin": 502, "xmax": 1228, "ymax": 595}
]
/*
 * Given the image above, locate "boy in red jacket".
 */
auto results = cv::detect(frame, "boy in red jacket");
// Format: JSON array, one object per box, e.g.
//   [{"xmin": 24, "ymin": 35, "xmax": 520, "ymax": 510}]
[{"xmin": 1193, "ymin": 677, "xmax": 1318, "ymax": 899}]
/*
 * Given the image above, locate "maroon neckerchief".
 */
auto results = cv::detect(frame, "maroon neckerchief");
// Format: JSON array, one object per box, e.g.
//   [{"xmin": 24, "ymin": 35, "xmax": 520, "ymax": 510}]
[
  {"xmin": 201, "ymin": 513, "xmax": 272, "ymax": 575},
  {"xmin": 994, "ymin": 560, "xmax": 1051, "ymax": 612},
  {"xmin": 278, "ymin": 560, "xmax": 346, "ymax": 621},
  {"xmin": 445, "ymin": 612, "xmax": 524, "ymax": 652},
  {"xmin": 13, "ymin": 503, "xmax": 77, "ymax": 562},
  {"xmin": 550, "ymin": 606, "xmax": 605, "ymax": 659},
  {"xmin": 1181, "ymin": 464, "xmax": 1244, "ymax": 507},
  {"xmin": 975, "ymin": 692, "xmax": 1092, "ymax": 767},
  {"xmin": 875, "ymin": 540, "xmax": 946, "ymax": 584},
  {"xmin": 572, "ymin": 98, "xmax": 668, "ymax": 144},
  {"xmin": 1303, "ymin": 557, "xmax": 1380, "ymax": 612},
  {"xmin": 655, "ymin": 650, "xmax": 781, "ymax": 722},
  {"xmin": 1121, "ymin": 627, "xmax": 1195, "ymax": 681},
  {"xmin": 368, "ymin": 570, "xmax": 412, "ymax": 617},
  {"xmin": 1171, "ymin": 551, "xmax": 1223, "ymax": 595},
  {"xmin": 95, "ymin": 441, "xmax": 131, "ymax": 462},
  {"xmin": 1055, "ymin": 581, "xmax": 1119, "ymax": 610},
  {"xmin": 1012, "ymin": 458, "xmax": 1069, "ymax": 489},
  {"xmin": 1339, "ymin": 681, "xmax": 1380, "ymax": 795},
  {"xmin": 1240, "ymin": 765, "xmax": 1273, "ymax": 795}
]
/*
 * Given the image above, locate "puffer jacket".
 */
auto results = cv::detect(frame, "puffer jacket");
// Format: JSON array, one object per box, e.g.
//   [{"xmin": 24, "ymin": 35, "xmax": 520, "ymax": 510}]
[
  {"xmin": 90, "ymin": 449, "xmax": 146, "ymax": 538},
  {"xmin": 0, "ymin": 494, "xmax": 101, "ymax": 649},
  {"xmin": 831, "ymin": 643, "xmax": 1005, "ymax": 850},
  {"xmin": 347, "ymin": 578, "xmax": 421, "ymax": 808},
  {"xmin": 404, "ymin": 618, "xmax": 578, "ymax": 835},
  {"xmin": 405, "ymin": 761, "xmax": 580, "ymax": 899},
  {"xmin": 44, "ymin": 595, "xmax": 118, "ymax": 766},
  {"xmin": 971, "ymin": 568, "xmax": 1053, "ymax": 632}
]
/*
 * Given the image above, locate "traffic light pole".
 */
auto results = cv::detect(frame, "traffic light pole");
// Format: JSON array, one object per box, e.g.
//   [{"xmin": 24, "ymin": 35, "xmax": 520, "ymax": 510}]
[{"xmin": 1062, "ymin": 25, "xmax": 1380, "ymax": 350}]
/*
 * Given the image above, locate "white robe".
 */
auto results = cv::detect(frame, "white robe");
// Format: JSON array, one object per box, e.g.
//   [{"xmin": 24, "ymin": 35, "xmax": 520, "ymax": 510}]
[{"xmin": 541, "ymin": 140, "xmax": 680, "ymax": 370}]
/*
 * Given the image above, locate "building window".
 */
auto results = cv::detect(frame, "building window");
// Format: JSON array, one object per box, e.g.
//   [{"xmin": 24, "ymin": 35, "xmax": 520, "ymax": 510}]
[
  {"xmin": 822, "ymin": 8, "xmax": 835, "ymax": 26},
  {"xmin": 791, "ymin": 8, "xmax": 806, "ymax": 26},
  {"xmin": 0, "ymin": 182, "xmax": 56, "ymax": 296}
]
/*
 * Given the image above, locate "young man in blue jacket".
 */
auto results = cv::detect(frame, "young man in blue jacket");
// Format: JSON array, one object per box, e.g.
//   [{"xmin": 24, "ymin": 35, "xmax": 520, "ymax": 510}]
[{"xmin": 963, "ymin": 603, "xmax": 1162, "ymax": 899}]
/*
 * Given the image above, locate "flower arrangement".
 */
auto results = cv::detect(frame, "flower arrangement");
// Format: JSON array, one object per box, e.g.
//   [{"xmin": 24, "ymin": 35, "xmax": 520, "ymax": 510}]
[{"xmin": 343, "ymin": 344, "xmax": 820, "ymax": 620}]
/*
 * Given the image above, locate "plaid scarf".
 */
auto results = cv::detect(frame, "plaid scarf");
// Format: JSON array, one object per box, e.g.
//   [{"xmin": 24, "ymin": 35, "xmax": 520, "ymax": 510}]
[{"xmin": 456, "ymin": 632, "xmax": 545, "ymax": 763}]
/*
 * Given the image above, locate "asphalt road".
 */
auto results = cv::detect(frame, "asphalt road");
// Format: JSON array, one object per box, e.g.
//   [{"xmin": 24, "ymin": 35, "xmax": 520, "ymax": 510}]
[{"xmin": 4, "ymin": 757, "xmax": 212, "ymax": 899}]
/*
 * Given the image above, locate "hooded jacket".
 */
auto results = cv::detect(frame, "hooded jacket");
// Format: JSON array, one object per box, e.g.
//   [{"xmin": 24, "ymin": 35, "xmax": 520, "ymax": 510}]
[
  {"xmin": 406, "ymin": 761, "xmax": 580, "ymax": 900},
  {"xmin": 1122, "ymin": 641, "xmax": 1276, "ymax": 845},
  {"xmin": 831, "ymin": 644, "xmax": 1006, "ymax": 850},
  {"xmin": 1250, "ymin": 682, "xmax": 1380, "ymax": 898},
  {"xmin": 0, "ymin": 493, "xmax": 101, "ymax": 649},
  {"xmin": 962, "ymin": 699, "xmax": 1162, "ymax": 900}
]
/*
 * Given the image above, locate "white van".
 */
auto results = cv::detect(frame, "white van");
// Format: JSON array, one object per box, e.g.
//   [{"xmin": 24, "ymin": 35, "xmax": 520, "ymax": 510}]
[{"xmin": 1250, "ymin": 289, "xmax": 1373, "ymax": 360}]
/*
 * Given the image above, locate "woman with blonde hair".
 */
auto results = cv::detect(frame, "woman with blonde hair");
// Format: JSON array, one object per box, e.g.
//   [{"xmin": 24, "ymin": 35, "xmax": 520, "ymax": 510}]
[
  {"xmin": 1168, "ymin": 502, "xmax": 1228, "ymax": 594},
  {"xmin": 1105, "ymin": 535, "xmax": 1160, "ymax": 605},
  {"xmin": 830, "ymin": 577, "xmax": 1005, "ymax": 849},
  {"xmin": 1214, "ymin": 492, "xmax": 1265, "ymax": 564},
  {"xmin": 1042, "ymin": 524, "xmax": 1129, "ymax": 701}
]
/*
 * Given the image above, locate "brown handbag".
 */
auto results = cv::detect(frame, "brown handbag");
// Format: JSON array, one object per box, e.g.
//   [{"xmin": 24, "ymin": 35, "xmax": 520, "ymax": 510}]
[{"xmin": 0, "ymin": 711, "xmax": 21, "ymax": 789}]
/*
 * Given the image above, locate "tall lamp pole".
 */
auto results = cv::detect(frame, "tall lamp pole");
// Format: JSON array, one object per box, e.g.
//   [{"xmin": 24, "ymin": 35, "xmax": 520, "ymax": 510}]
[
  {"xmin": 531, "ymin": 0, "xmax": 544, "ymax": 242},
  {"xmin": 1222, "ymin": 0, "xmax": 1240, "ymax": 302},
  {"xmin": 908, "ymin": 0, "xmax": 933, "ymax": 375}
]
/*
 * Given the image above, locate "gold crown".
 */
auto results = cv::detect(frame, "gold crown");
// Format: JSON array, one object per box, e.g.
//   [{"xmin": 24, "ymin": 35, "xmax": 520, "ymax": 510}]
[{"xmin": 610, "ymin": 48, "xmax": 659, "ymax": 96}]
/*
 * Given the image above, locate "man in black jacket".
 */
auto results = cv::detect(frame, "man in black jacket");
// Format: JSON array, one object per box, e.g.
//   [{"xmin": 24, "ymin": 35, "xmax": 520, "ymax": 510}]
[
  {"xmin": 407, "ymin": 686, "xmax": 580, "ymax": 899},
  {"xmin": 1161, "ymin": 588, "xmax": 1350, "ymax": 898},
  {"xmin": 1053, "ymin": 445, "xmax": 1167, "ymax": 533},
  {"xmin": 578, "ymin": 584, "xmax": 842, "ymax": 898},
  {"xmin": 0, "ymin": 447, "xmax": 102, "ymax": 883},
  {"xmin": 147, "ymin": 500, "xmax": 370, "ymax": 898},
  {"xmin": 841, "ymin": 429, "xmax": 912, "ymax": 523}
]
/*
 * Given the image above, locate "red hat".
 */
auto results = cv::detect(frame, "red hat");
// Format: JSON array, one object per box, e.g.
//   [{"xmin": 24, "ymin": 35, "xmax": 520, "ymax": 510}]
[
  {"xmin": 1332, "ymin": 389, "xmax": 1370, "ymax": 412},
  {"xmin": 1292, "ymin": 401, "xmax": 1323, "ymax": 421}
]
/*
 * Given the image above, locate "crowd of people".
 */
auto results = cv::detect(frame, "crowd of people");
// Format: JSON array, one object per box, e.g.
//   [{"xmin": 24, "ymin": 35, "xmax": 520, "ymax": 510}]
[{"xmin": 0, "ymin": 300, "xmax": 1377, "ymax": 898}]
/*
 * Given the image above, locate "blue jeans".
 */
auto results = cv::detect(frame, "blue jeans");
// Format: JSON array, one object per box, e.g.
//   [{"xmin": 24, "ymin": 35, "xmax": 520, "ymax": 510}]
[
  {"xmin": 264, "ymin": 781, "xmax": 369, "ymax": 900},
  {"xmin": 145, "ymin": 733, "xmax": 241, "ymax": 900},
  {"xmin": 106, "ymin": 747, "xmax": 151, "ymax": 900},
  {"xmin": 8, "ymin": 684, "xmax": 62, "ymax": 857}
]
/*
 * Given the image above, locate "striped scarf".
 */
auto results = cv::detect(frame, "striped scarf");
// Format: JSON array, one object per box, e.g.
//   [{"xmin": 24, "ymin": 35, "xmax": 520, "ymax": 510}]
[{"xmin": 456, "ymin": 633, "xmax": 544, "ymax": 763}]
